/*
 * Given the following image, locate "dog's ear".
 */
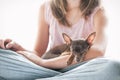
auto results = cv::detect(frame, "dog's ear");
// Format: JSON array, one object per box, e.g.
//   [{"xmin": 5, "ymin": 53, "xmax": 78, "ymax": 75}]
[
  {"xmin": 86, "ymin": 32, "xmax": 96, "ymax": 45},
  {"xmin": 62, "ymin": 33, "xmax": 72, "ymax": 45}
]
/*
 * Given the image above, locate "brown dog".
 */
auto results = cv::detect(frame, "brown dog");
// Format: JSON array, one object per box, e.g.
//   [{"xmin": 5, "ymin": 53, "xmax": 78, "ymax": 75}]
[{"xmin": 44, "ymin": 32, "xmax": 96, "ymax": 65}]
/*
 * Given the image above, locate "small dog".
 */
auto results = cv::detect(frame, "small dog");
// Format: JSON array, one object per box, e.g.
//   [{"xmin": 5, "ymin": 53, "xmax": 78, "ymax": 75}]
[{"xmin": 44, "ymin": 32, "xmax": 96, "ymax": 65}]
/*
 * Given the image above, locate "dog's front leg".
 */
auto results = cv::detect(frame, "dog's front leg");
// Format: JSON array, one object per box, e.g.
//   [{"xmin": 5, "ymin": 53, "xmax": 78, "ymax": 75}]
[{"xmin": 67, "ymin": 53, "xmax": 75, "ymax": 65}]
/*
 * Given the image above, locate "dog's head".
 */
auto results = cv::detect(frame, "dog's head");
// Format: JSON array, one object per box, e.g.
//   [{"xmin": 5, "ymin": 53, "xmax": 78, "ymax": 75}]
[{"xmin": 62, "ymin": 32, "xmax": 96, "ymax": 62}]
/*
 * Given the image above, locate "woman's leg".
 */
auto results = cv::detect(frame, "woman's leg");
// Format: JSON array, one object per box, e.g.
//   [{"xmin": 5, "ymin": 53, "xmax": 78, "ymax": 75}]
[
  {"xmin": 36, "ymin": 57, "xmax": 120, "ymax": 80},
  {"xmin": 0, "ymin": 49, "xmax": 60, "ymax": 80}
]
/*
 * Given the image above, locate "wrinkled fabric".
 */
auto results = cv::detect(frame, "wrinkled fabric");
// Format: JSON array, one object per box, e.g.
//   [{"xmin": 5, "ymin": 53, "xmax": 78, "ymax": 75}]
[
  {"xmin": 0, "ymin": 49, "xmax": 60, "ymax": 80},
  {"xmin": 0, "ymin": 49, "xmax": 120, "ymax": 80}
]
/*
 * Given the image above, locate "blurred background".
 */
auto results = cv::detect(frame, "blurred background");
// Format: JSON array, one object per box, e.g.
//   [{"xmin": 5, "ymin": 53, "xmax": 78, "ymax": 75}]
[{"xmin": 0, "ymin": 0, "xmax": 120, "ymax": 60}]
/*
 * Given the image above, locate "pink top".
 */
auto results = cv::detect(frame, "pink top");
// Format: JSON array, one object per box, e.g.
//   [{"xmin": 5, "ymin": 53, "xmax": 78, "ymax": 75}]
[{"xmin": 44, "ymin": 0, "xmax": 100, "ymax": 49}]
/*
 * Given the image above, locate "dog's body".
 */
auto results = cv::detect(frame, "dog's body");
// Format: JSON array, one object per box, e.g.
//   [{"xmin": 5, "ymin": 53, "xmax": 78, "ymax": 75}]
[
  {"xmin": 42, "ymin": 44, "xmax": 69, "ymax": 59},
  {"xmin": 42, "ymin": 32, "xmax": 96, "ymax": 65}
]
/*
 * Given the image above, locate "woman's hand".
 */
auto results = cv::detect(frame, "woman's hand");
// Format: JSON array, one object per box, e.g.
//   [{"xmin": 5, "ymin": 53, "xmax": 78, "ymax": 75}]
[
  {"xmin": 0, "ymin": 39, "xmax": 12, "ymax": 49},
  {"xmin": 0, "ymin": 38, "xmax": 25, "ymax": 51}
]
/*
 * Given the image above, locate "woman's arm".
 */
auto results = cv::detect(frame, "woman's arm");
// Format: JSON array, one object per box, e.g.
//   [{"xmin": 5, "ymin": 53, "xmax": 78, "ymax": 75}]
[
  {"xmin": 33, "ymin": 2, "xmax": 49, "ymax": 57},
  {"xmin": 84, "ymin": 8, "xmax": 107, "ymax": 61},
  {"xmin": 17, "ymin": 51, "xmax": 75, "ymax": 69}
]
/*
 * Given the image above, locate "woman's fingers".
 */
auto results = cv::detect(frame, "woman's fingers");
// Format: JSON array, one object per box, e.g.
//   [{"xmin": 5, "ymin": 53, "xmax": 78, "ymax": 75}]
[
  {"xmin": 0, "ymin": 38, "xmax": 12, "ymax": 49},
  {"xmin": 6, "ymin": 41, "xmax": 17, "ymax": 51},
  {"xmin": 4, "ymin": 39, "xmax": 12, "ymax": 47},
  {"xmin": 5, "ymin": 42, "xmax": 13, "ymax": 49},
  {"xmin": 0, "ymin": 39, "xmax": 5, "ymax": 49}
]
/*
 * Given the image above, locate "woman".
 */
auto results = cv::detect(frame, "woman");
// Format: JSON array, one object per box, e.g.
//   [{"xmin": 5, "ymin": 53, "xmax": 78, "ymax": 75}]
[{"xmin": 0, "ymin": 0, "xmax": 120, "ymax": 80}]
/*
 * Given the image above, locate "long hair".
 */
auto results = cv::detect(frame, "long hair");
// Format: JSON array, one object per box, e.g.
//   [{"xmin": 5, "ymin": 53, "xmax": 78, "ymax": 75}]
[{"xmin": 50, "ymin": 0, "xmax": 100, "ymax": 27}]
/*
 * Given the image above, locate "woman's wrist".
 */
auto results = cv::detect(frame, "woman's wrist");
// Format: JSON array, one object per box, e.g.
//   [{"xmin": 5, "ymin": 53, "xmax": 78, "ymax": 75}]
[{"xmin": 17, "ymin": 51, "xmax": 45, "ymax": 67}]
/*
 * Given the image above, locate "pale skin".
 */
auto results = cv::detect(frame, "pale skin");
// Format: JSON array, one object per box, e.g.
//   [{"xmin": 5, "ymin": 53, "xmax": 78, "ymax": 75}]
[{"xmin": 0, "ymin": 0, "xmax": 107, "ymax": 69}]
